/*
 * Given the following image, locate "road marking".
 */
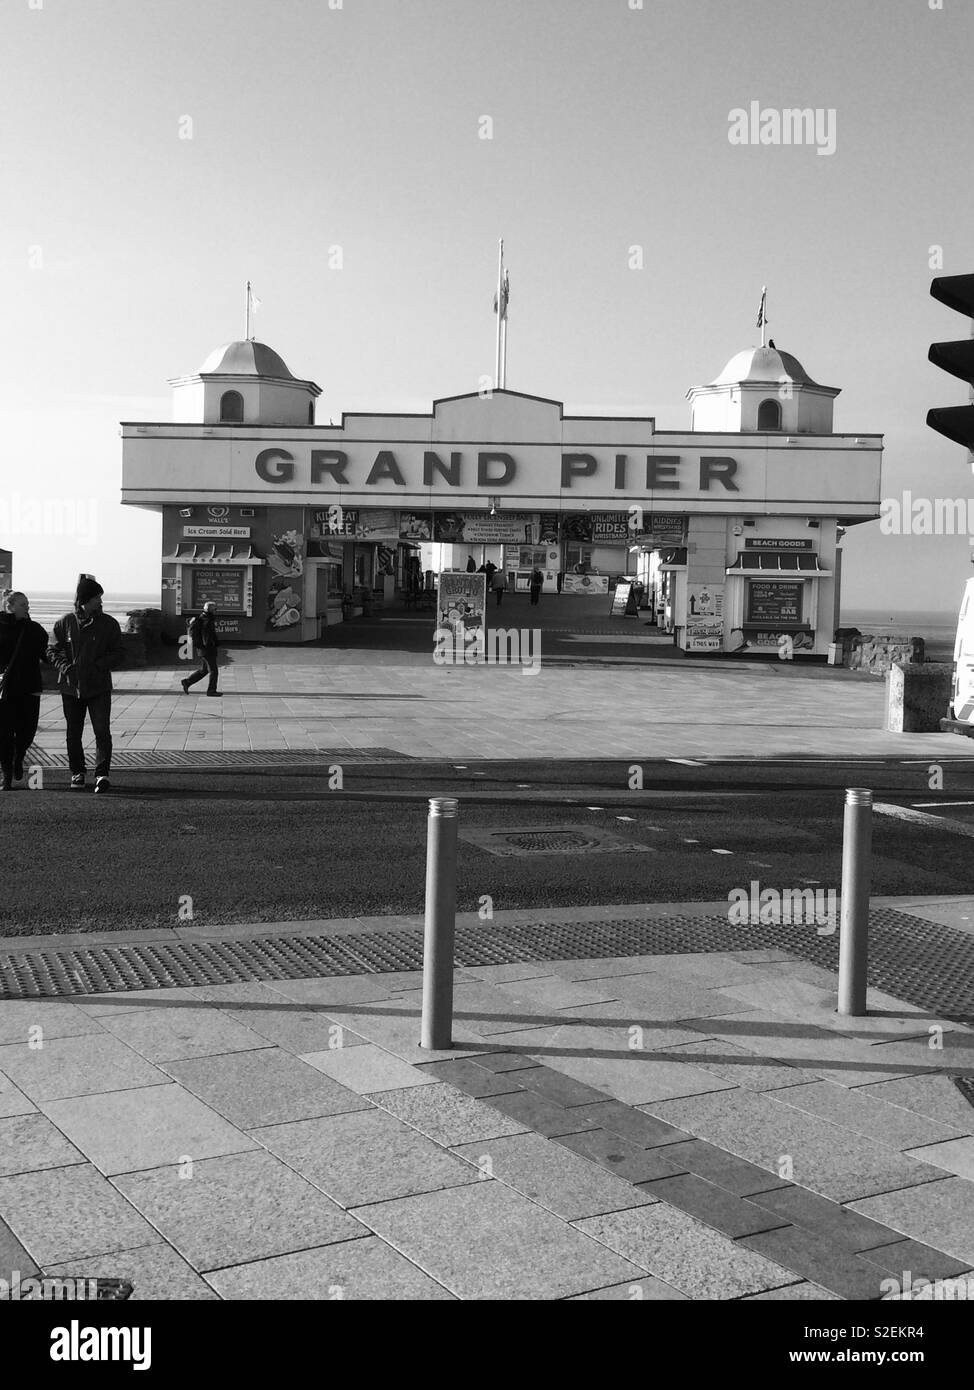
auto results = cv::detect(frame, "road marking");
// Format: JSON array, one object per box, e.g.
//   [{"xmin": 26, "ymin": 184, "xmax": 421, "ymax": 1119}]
[
  {"xmin": 874, "ymin": 802, "xmax": 974, "ymax": 839},
  {"xmin": 587, "ymin": 805, "xmax": 604, "ymax": 810},
  {"xmin": 712, "ymin": 848, "xmax": 734, "ymax": 855},
  {"xmin": 750, "ymin": 861, "xmax": 773, "ymax": 867},
  {"xmin": 616, "ymin": 815, "xmax": 637, "ymax": 821},
  {"xmin": 683, "ymin": 837, "xmax": 700, "ymax": 843},
  {"xmin": 668, "ymin": 758, "xmax": 706, "ymax": 766},
  {"xmin": 913, "ymin": 800, "xmax": 974, "ymax": 808}
]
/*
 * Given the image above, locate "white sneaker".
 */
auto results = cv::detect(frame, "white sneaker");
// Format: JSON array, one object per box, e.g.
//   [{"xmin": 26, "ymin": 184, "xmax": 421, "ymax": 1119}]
[{"xmin": 94, "ymin": 776, "xmax": 111, "ymax": 794}]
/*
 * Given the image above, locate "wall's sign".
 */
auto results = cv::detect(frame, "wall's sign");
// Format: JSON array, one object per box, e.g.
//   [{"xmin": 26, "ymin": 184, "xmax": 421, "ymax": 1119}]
[
  {"xmin": 183, "ymin": 525, "xmax": 251, "ymax": 539},
  {"xmin": 458, "ymin": 512, "xmax": 534, "ymax": 544}
]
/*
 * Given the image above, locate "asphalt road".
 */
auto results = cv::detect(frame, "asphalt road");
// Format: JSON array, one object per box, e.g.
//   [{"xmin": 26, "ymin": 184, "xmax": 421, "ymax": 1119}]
[{"xmin": 3, "ymin": 757, "xmax": 974, "ymax": 935}]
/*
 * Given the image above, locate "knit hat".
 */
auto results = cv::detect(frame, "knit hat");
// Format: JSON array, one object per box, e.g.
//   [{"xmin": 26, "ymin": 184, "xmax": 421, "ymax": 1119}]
[{"xmin": 75, "ymin": 576, "xmax": 104, "ymax": 607}]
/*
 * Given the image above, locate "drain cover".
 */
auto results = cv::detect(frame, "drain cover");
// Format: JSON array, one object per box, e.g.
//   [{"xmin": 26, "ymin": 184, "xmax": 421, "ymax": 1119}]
[{"xmin": 459, "ymin": 825, "xmax": 655, "ymax": 857}]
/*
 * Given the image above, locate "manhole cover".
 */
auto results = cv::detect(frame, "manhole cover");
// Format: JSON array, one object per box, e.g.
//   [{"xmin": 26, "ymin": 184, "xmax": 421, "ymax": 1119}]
[
  {"xmin": 459, "ymin": 825, "xmax": 656, "ymax": 857},
  {"xmin": 504, "ymin": 831, "xmax": 600, "ymax": 852}
]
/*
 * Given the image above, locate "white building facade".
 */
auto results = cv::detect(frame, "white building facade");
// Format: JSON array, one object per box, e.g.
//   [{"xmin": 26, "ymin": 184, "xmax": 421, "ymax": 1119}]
[{"xmin": 120, "ymin": 338, "xmax": 882, "ymax": 655}]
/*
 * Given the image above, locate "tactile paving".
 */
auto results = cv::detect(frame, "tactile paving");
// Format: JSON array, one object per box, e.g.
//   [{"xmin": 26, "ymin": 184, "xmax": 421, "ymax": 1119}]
[
  {"xmin": 1, "ymin": 909, "xmax": 973, "ymax": 1025},
  {"xmin": 25, "ymin": 748, "xmax": 414, "ymax": 769}
]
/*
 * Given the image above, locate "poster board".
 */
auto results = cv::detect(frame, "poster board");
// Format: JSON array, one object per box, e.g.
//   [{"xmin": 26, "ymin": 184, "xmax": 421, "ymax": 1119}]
[
  {"xmin": 686, "ymin": 583, "xmax": 724, "ymax": 650},
  {"xmin": 437, "ymin": 572, "xmax": 487, "ymax": 635},
  {"xmin": 610, "ymin": 581, "xmax": 633, "ymax": 616},
  {"xmin": 191, "ymin": 566, "xmax": 246, "ymax": 612}
]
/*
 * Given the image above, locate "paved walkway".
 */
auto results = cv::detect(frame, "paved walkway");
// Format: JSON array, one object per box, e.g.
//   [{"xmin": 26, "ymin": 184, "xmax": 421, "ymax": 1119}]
[
  {"xmin": 2, "ymin": 900, "xmax": 973, "ymax": 1301},
  {"xmin": 27, "ymin": 660, "xmax": 974, "ymax": 761}
]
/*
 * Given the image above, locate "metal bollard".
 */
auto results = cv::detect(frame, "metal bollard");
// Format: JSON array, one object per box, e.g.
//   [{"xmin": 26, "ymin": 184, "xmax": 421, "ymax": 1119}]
[
  {"xmin": 420, "ymin": 797, "xmax": 459, "ymax": 1049},
  {"xmin": 837, "ymin": 787, "xmax": 873, "ymax": 1016}
]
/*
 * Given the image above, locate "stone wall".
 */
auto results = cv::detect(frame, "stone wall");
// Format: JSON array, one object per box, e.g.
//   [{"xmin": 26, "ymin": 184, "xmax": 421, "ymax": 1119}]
[{"xmin": 839, "ymin": 631, "xmax": 926, "ymax": 674}]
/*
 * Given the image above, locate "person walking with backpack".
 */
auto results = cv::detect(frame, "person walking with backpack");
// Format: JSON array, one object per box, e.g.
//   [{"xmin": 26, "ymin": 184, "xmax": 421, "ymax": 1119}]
[
  {"xmin": 529, "ymin": 567, "xmax": 544, "ymax": 606},
  {"xmin": 0, "ymin": 591, "xmax": 49, "ymax": 792},
  {"xmin": 180, "ymin": 602, "xmax": 221, "ymax": 696},
  {"xmin": 48, "ymin": 577, "xmax": 125, "ymax": 793}
]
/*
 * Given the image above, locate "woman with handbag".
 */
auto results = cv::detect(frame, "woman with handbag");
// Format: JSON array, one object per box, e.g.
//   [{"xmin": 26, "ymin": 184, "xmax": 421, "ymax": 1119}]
[{"xmin": 0, "ymin": 591, "xmax": 49, "ymax": 791}]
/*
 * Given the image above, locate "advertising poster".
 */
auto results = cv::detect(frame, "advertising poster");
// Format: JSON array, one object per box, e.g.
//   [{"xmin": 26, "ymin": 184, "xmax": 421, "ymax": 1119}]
[
  {"xmin": 562, "ymin": 574, "xmax": 609, "ymax": 594},
  {"xmin": 433, "ymin": 512, "xmax": 467, "ymax": 542},
  {"xmin": 591, "ymin": 511, "xmax": 630, "ymax": 542},
  {"xmin": 686, "ymin": 582, "xmax": 724, "ymax": 650},
  {"xmin": 459, "ymin": 512, "xmax": 534, "ymax": 544},
  {"xmin": 538, "ymin": 512, "xmax": 560, "ymax": 543},
  {"xmin": 562, "ymin": 514, "xmax": 593, "ymax": 543},
  {"xmin": 746, "ymin": 580, "xmax": 803, "ymax": 625},
  {"xmin": 266, "ymin": 528, "xmax": 304, "ymax": 630},
  {"xmin": 191, "ymin": 566, "xmax": 246, "ymax": 612},
  {"xmin": 399, "ymin": 512, "xmax": 433, "ymax": 541},
  {"xmin": 437, "ymin": 572, "xmax": 486, "ymax": 638}
]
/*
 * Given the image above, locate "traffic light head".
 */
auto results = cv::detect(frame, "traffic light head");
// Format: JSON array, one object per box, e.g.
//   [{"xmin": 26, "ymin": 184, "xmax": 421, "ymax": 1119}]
[{"xmin": 928, "ymin": 274, "xmax": 974, "ymax": 454}]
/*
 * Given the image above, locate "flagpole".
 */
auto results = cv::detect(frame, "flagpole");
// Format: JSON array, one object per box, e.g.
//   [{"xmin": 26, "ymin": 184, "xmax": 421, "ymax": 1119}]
[
  {"xmin": 500, "ymin": 312, "xmax": 508, "ymax": 389},
  {"xmin": 246, "ymin": 281, "xmax": 251, "ymax": 341},
  {"xmin": 760, "ymin": 285, "xmax": 767, "ymax": 348},
  {"xmin": 495, "ymin": 239, "xmax": 504, "ymax": 389}
]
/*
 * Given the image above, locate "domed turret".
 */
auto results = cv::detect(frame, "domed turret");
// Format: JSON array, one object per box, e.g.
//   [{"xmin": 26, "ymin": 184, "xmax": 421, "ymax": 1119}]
[
  {"xmin": 687, "ymin": 343, "xmax": 839, "ymax": 434},
  {"xmin": 168, "ymin": 337, "xmax": 321, "ymax": 426}
]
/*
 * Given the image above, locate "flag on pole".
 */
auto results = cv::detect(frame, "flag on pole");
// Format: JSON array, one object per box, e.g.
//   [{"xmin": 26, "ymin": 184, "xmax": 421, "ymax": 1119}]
[
  {"xmin": 756, "ymin": 287, "xmax": 767, "ymax": 329},
  {"xmin": 493, "ymin": 269, "xmax": 510, "ymax": 320},
  {"xmin": 249, "ymin": 285, "xmax": 262, "ymax": 315}
]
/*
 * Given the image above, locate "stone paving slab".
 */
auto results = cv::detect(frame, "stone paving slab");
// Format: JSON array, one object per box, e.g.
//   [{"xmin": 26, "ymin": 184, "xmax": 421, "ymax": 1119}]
[
  {"xmin": 636, "ymin": 1173, "xmax": 791, "ymax": 1239},
  {"xmin": 0, "ymin": 1034, "xmax": 168, "ymax": 1103},
  {"xmin": 553, "ymin": 1129, "xmax": 691, "ymax": 1184},
  {"xmin": 575, "ymin": 1205, "xmax": 799, "ymax": 1300},
  {"xmin": 97, "ymin": 1007, "xmax": 271, "ymax": 1064},
  {"xmin": 567, "ymin": 1275, "xmax": 690, "ymax": 1299},
  {"xmin": 743, "ymin": 1282, "xmax": 841, "ymax": 1300},
  {"xmin": 203, "ymin": 1237, "xmax": 456, "ymax": 1300},
  {"xmin": 367, "ymin": 1082, "xmax": 530, "ymax": 1147},
  {"xmin": 351, "ymin": 1182, "xmax": 650, "ymax": 1300},
  {"xmin": 113, "ymin": 1149, "xmax": 366, "ymax": 1271},
  {"xmin": 162, "ymin": 1048, "xmax": 373, "ymax": 1129},
  {"xmin": 0, "ymin": 1073, "xmax": 36, "ymax": 1118},
  {"xmin": 903, "ymin": 1136, "xmax": 974, "ymax": 1180},
  {"xmin": 859, "ymin": 1237, "xmax": 973, "ymax": 1283},
  {"xmin": 251, "ymin": 1109, "xmax": 481, "ymax": 1208},
  {"xmin": 643, "ymin": 1088, "xmax": 946, "ymax": 1203},
  {"xmin": 859, "ymin": 1076, "xmax": 974, "ymax": 1134},
  {"xmin": 849, "ymin": 1179, "xmax": 974, "ymax": 1266},
  {"xmin": 0, "ymin": 1164, "xmax": 160, "ymax": 1264},
  {"xmin": 745, "ymin": 1185, "xmax": 906, "ymax": 1254},
  {"xmin": 44, "ymin": 1243, "xmax": 220, "ymax": 1300},
  {"xmin": 452, "ymin": 1132, "xmax": 657, "ymax": 1221},
  {"xmin": 40, "ymin": 1085, "xmax": 258, "ymax": 1176},
  {"xmin": 478, "ymin": 1088, "xmax": 602, "ymax": 1139},
  {"xmin": 0, "ymin": 1113, "xmax": 86, "ymax": 1177},
  {"xmin": 0, "ymin": 1000, "xmax": 103, "ymax": 1046},
  {"xmin": 739, "ymin": 1226, "xmax": 901, "ymax": 1300},
  {"xmin": 662, "ymin": 1039, "xmax": 820, "ymax": 1092},
  {"xmin": 0, "ymin": 1214, "xmax": 38, "ymax": 1284},
  {"xmin": 299, "ymin": 1043, "xmax": 441, "ymax": 1093},
  {"xmin": 771, "ymin": 1079, "xmax": 966, "ymax": 1150}
]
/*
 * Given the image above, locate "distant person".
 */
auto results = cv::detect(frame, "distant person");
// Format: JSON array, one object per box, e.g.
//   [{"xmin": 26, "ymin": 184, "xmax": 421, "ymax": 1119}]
[
  {"xmin": 529, "ymin": 568, "xmax": 544, "ymax": 606},
  {"xmin": 0, "ymin": 591, "xmax": 49, "ymax": 792},
  {"xmin": 466, "ymin": 556, "xmax": 476, "ymax": 573},
  {"xmin": 556, "ymin": 570, "xmax": 564, "ymax": 594},
  {"xmin": 48, "ymin": 577, "xmax": 125, "ymax": 793},
  {"xmin": 181, "ymin": 601, "xmax": 221, "ymax": 697},
  {"xmin": 483, "ymin": 560, "xmax": 497, "ymax": 588},
  {"xmin": 491, "ymin": 568, "xmax": 507, "ymax": 607}
]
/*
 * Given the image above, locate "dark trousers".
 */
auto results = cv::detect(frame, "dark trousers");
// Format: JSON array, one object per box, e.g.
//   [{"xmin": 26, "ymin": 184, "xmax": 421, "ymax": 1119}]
[
  {"xmin": 529, "ymin": 588, "xmax": 541, "ymax": 605},
  {"xmin": 185, "ymin": 650, "xmax": 219, "ymax": 693},
  {"xmin": 494, "ymin": 588, "xmax": 504, "ymax": 606},
  {"xmin": 62, "ymin": 692, "xmax": 112, "ymax": 777},
  {"xmin": 0, "ymin": 695, "xmax": 41, "ymax": 779}
]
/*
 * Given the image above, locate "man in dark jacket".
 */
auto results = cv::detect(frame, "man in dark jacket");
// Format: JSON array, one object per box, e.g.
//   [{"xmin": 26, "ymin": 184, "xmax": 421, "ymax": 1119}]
[
  {"xmin": 0, "ymin": 591, "xmax": 49, "ymax": 791},
  {"xmin": 48, "ymin": 577, "xmax": 125, "ymax": 793},
  {"xmin": 180, "ymin": 601, "xmax": 221, "ymax": 696}
]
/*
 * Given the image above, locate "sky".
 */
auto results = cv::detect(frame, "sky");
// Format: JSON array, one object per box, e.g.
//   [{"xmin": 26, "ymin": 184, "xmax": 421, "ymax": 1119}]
[{"xmin": 2, "ymin": 0, "xmax": 973, "ymax": 613}]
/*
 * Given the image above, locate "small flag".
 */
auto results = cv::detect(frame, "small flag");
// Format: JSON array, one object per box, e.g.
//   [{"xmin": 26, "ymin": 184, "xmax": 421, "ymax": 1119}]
[
  {"xmin": 493, "ymin": 269, "xmax": 510, "ymax": 320},
  {"xmin": 249, "ymin": 286, "xmax": 262, "ymax": 314},
  {"xmin": 756, "ymin": 287, "xmax": 767, "ymax": 329}
]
